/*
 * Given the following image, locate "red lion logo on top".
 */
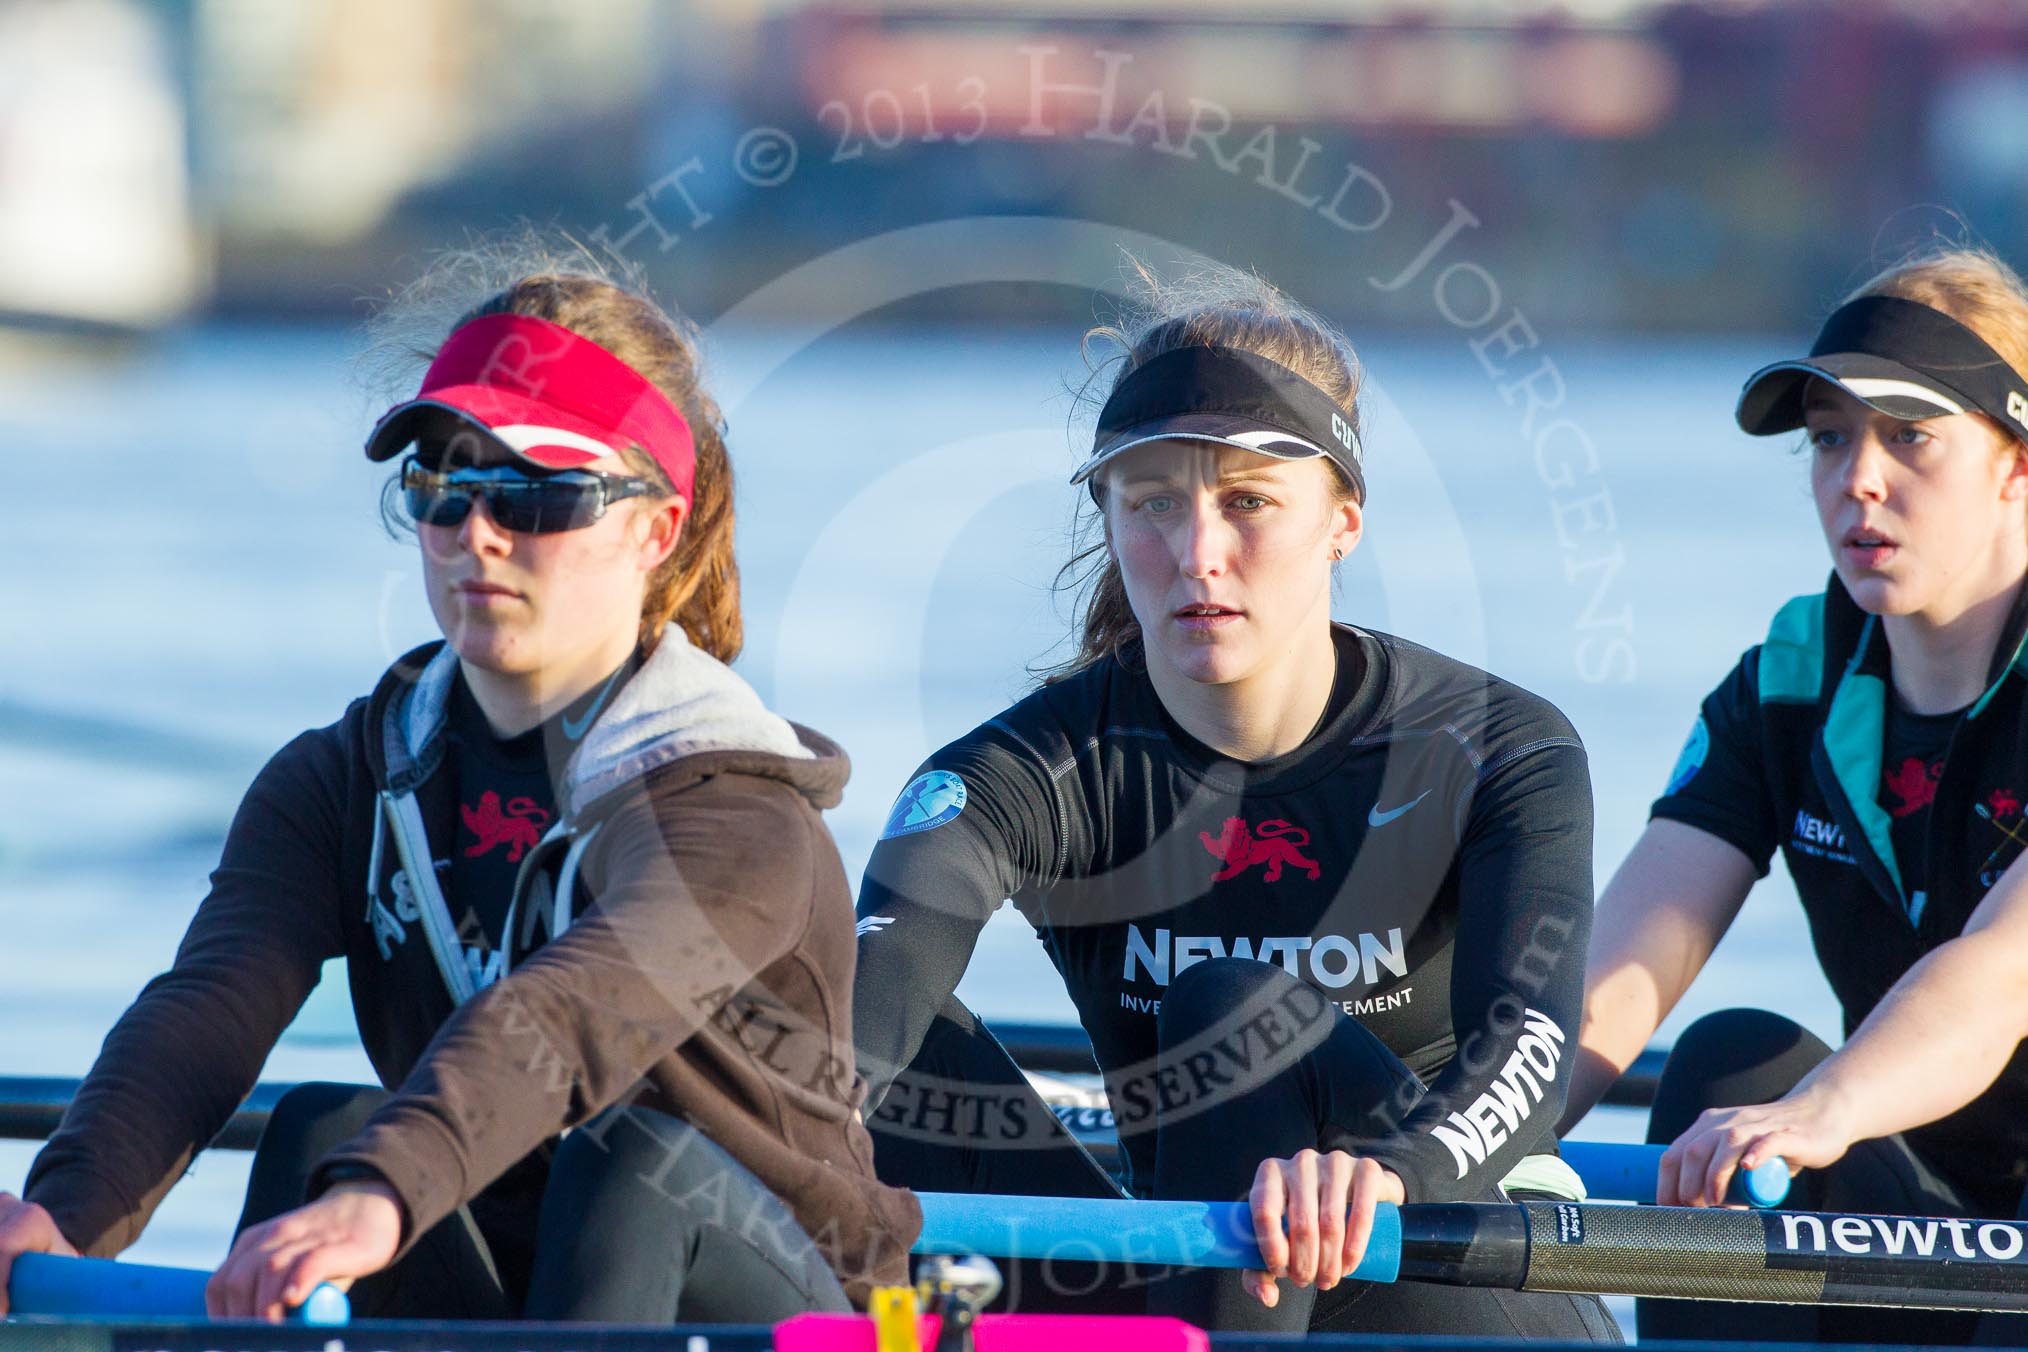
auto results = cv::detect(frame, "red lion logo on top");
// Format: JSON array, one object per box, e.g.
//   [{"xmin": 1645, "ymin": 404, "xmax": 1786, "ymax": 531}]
[
  {"xmin": 1200, "ymin": 817, "xmax": 1322, "ymax": 883},
  {"xmin": 1882, "ymin": 757, "xmax": 1942, "ymax": 819},
  {"xmin": 461, "ymin": 792, "xmax": 551, "ymax": 862}
]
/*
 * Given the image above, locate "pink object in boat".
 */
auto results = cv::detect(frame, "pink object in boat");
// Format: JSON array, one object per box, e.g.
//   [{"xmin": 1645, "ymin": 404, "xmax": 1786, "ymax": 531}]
[{"xmin": 772, "ymin": 1313, "xmax": 1210, "ymax": 1351}]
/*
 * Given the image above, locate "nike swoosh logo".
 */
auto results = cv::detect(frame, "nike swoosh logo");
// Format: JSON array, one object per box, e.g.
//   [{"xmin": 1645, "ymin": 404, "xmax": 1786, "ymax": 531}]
[
  {"xmin": 562, "ymin": 664, "xmax": 628, "ymax": 741},
  {"xmin": 1368, "ymin": 790, "xmax": 1432, "ymax": 828}
]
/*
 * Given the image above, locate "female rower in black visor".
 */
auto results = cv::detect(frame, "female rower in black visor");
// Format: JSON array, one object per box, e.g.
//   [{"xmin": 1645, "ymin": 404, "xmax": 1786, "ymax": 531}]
[
  {"xmin": 852, "ymin": 264, "xmax": 1618, "ymax": 1341},
  {"xmin": 1561, "ymin": 246, "xmax": 2028, "ymax": 1345}
]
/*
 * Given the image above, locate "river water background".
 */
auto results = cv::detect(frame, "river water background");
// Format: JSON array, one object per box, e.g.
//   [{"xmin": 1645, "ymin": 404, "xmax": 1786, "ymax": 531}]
[{"xmin": 0, "ymin": 321, "xmax": 1839, "ymax": 1320}]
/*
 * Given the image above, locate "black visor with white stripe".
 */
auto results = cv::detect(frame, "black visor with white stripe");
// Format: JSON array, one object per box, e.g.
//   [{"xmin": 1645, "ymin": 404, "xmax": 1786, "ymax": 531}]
[
  {"xmin": 1736, "ymin": 295, "xmax": 2028, "ymax": 444},
  {"xmin": 1072, "ymin": 346, "xmax": 1367, "ymax": 503}
]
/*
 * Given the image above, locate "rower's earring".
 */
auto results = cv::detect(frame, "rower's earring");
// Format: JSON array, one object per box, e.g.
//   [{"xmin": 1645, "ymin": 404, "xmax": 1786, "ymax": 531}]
[{"xmin": 1332, "ymin": 546, "xmax": 1344, "ymax": 560}]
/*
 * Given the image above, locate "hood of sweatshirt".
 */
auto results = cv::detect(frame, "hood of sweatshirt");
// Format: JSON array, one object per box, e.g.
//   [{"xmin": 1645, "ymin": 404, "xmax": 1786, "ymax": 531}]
[{"xmin": 367, "ymin": 635, "xmax": 849, "ymax": 815}]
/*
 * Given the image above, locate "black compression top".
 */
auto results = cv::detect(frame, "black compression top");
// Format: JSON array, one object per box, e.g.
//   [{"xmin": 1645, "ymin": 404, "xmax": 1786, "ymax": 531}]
[
  {"xmin": 1650, "ymin": 580, "xmax": 2028, "ymax": 1208},
  {"xmin": 853, "ymin": 624, "xmax": 1595, "ymax": 1203},
  {"xmin": 438, "ymin": 654, "xmax": 640, "ymax": 990}
]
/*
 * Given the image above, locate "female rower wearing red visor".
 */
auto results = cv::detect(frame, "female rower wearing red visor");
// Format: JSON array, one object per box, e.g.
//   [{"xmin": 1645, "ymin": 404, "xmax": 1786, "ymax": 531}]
[{"xmin": 0, "ymin": 253, "xmax": 918, "ymax": 1322}]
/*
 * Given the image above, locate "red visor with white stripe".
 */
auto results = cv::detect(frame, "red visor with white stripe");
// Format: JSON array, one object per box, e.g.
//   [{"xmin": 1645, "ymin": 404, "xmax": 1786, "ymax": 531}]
[{"xmin": 364, "ymin": 312, "xmax": 696, "ymax": 502}]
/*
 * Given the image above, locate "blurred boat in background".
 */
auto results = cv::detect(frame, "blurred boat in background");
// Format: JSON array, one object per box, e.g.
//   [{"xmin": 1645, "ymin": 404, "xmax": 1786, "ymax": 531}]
[{"xmin": 0, "ymin": 0, "xmax": 200, "ymax": 330}]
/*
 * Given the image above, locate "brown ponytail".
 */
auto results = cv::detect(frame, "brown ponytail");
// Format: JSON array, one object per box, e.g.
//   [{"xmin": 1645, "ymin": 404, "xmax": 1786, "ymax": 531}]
[{"xmin": 1044, "ymin": 259, "xmax": 1364, "ymax": 682}]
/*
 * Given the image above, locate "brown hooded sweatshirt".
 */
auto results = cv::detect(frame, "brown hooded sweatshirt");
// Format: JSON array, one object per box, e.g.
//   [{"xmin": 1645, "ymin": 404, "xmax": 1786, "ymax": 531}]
[{"xmin": 26, "ymin": 636, "xmax": 920, "ymax": 1306}]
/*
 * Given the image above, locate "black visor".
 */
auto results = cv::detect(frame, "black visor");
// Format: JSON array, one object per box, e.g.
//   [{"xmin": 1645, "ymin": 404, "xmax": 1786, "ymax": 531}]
[
  {"xmin": 1737, "ymin": 295, "xmax": 2028, "ymax": 443},
  {"xmin": 1072, "ymin": 346, "xmax": 1366, "ymax": 502}
]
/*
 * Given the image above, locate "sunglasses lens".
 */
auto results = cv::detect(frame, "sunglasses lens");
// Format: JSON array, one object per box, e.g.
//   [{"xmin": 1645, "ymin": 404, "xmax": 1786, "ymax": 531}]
[
  {"xmin": 402, "ymin": 459, "xmax": 620, "ymax": 533},
  {"xmin": 485, "ymin": 480, "xmax": 608, "ymax": 532},
  {"xmin": 403, "ymin": 463, "xmax": 473, "ymax": 527}
]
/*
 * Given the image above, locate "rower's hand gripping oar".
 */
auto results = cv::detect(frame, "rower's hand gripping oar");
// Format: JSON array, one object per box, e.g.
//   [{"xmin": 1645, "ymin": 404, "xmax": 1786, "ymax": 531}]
[
  {"xmin": 908, "ymin": 1143, "xmax": 1785, "ymax": 1282},
  {"xmin": 1561, "ymin": 1140, "xmax": 1791, "ymax": 1208},
  {"xmin": 914, "ymin": 1192, "xmax": 1404, "ymax": 1279},
  {"xmin": 6, "ymin": 1252, "xmax": 350, "ymax": 1324},
  {"xmin": 915, "ymin": 1192, "xmax": 2028, "ymax": 1313}
]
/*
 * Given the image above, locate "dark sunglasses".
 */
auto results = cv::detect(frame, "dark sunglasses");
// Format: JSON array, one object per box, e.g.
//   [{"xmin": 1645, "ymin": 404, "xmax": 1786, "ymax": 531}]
[{"xmin": 401, "ymin": 456, "xmax": 657, "ymax": 534}]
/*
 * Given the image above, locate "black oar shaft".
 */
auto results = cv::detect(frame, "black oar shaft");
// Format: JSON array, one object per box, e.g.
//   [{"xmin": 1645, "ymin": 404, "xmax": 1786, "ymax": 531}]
[
  {"xmin": 1507, "ymin": 1203, "xmax": 2028, "ymax": 1313},
  {"xmin": 1396, "ymin": 1202, "xmax": 2028, "ymax": 1311},
  {"xmin": 918, "ymin": 1195, "xmax": 2028, "ymax": 1313},
  {"xmin": 1396, "ymin": 1203, "xmax": 1530, "ymax": 1289}
]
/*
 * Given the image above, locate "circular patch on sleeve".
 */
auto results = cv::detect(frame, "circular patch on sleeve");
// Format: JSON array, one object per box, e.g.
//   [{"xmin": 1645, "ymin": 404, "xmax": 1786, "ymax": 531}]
[
  {"xmin": 880, "ymin": 770, "xmax": 970, "ymax": 839},
  {"xmin": 1664, "ymin": 715, "xmax": 1710, "ymax": 796}
]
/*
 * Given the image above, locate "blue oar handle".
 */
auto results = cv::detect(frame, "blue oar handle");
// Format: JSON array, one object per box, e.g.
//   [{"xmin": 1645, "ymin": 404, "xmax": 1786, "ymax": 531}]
[
  {"xmin": 913, "ymin": 1192, "xmax": 1403, "ymax": 1280},
  {"xmin": 1561, "ymin": 1141, "xmax": 1791, "ymax": 1208},
  {"xmin": 7, "ymin": 1252, "xmax": 350, "ymax": 1325}
]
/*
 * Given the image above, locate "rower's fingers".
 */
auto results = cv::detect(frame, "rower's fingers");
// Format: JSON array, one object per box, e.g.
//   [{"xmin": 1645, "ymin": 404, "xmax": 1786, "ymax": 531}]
[
  {"xmin": 1314, "ymin": 1152, "xmax": 1353, "ymax": 1289},
  {"xmin": 1739, "ymin": 1131, "xmax": 1774, "ymax": 1171},
  {"xmin": 0, "ymin": 1196, "xmax": 78, "ymax": 1318},
  {"xmin": 1671, "ymin": 1135, "xmax": 1719, "ymax": 1208},
  {"xmin": 213, "ymin": 1210, "xmax": 320, "ymax": 1321},
  {"xmin": 1285, "ymin": 1150, "xmax": 1322, "ymax": 1286},
  {"xmin": 1741, "ymin": 1129, "xmax": 1805, "ymax": 1182},
  {"xmin": 280, "ymin": 1243, "xmax": 361, "ymax": 1313},
  {"xmin": 1242, "ymin": 1268, "xmax": 1279, "ymax": 1308},
  {"xmin": 208, "ymin": 1230, "xmax": 264, "ymax": 1319},
  {"xmin": 1670, "ymin": 1110, "xmax": 1733, "ymax": 1207},
  {"xmin": 252, "ymin": 1239, "xmax": 325, "ymax": 1324},
  {"xmin": 1342, "ymin": 1159, "xmax": 1384, "ymax": 1279},
  {"xmin": 1701, "ymin": 1133, "xmax": 1744, "ymax": 1209},
  {"xmin": 1250, "ymin": 1159, "xmax": 1290, "ymax": 1277},
  {"xmin": 1656, "ymin": 1138, "xmax": 1687, "ymax": 1207}
]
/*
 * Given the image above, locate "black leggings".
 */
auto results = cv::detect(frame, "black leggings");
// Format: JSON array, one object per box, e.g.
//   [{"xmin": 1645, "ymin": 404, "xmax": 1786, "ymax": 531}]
[
  {"xmin": 872, "ymin": 960, "xmax": 1619, "ymax": 1340},
  {"xmin": 1143, "ymin": 959, "xmax": 1617, "ymax": 1339},
  {"xmin": 1642, "ymin": 1008, "xmax": 2028, "ymax": 1346},
  {"xmin": 867, "ymin": 998, "xmax": 1146, "ymax": 1314},
  {"xmin": 238, "ymin": 1082, "xmax": 852, "ymax": 1323}
]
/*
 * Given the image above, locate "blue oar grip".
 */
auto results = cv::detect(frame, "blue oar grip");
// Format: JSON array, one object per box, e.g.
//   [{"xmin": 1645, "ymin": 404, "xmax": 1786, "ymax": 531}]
[
  {"xmin": 8, "ymin": 1252, "xmax": 350, "ymax": 1325},
  {"xmin": 1738, "ymin": 1155, "xmax": 1793, "ymax": 1209},
  {"xmin": 297, "ymin": 1283, "xmax": 352, "ymax": 1326},
  {"xmin": 1560, "ymin": 1141, "xmax": 1791, "ymax": 1209},
  {"xmin": 913, "ymin": 1192, "xmax": 1403, "ymax": 1281}
]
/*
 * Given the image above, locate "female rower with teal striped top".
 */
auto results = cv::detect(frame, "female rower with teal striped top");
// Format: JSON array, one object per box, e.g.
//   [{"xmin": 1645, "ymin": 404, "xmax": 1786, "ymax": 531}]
[{"xmin": 1563, "ymin": 244, "xmax": 2028, "ymax": 1345}]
